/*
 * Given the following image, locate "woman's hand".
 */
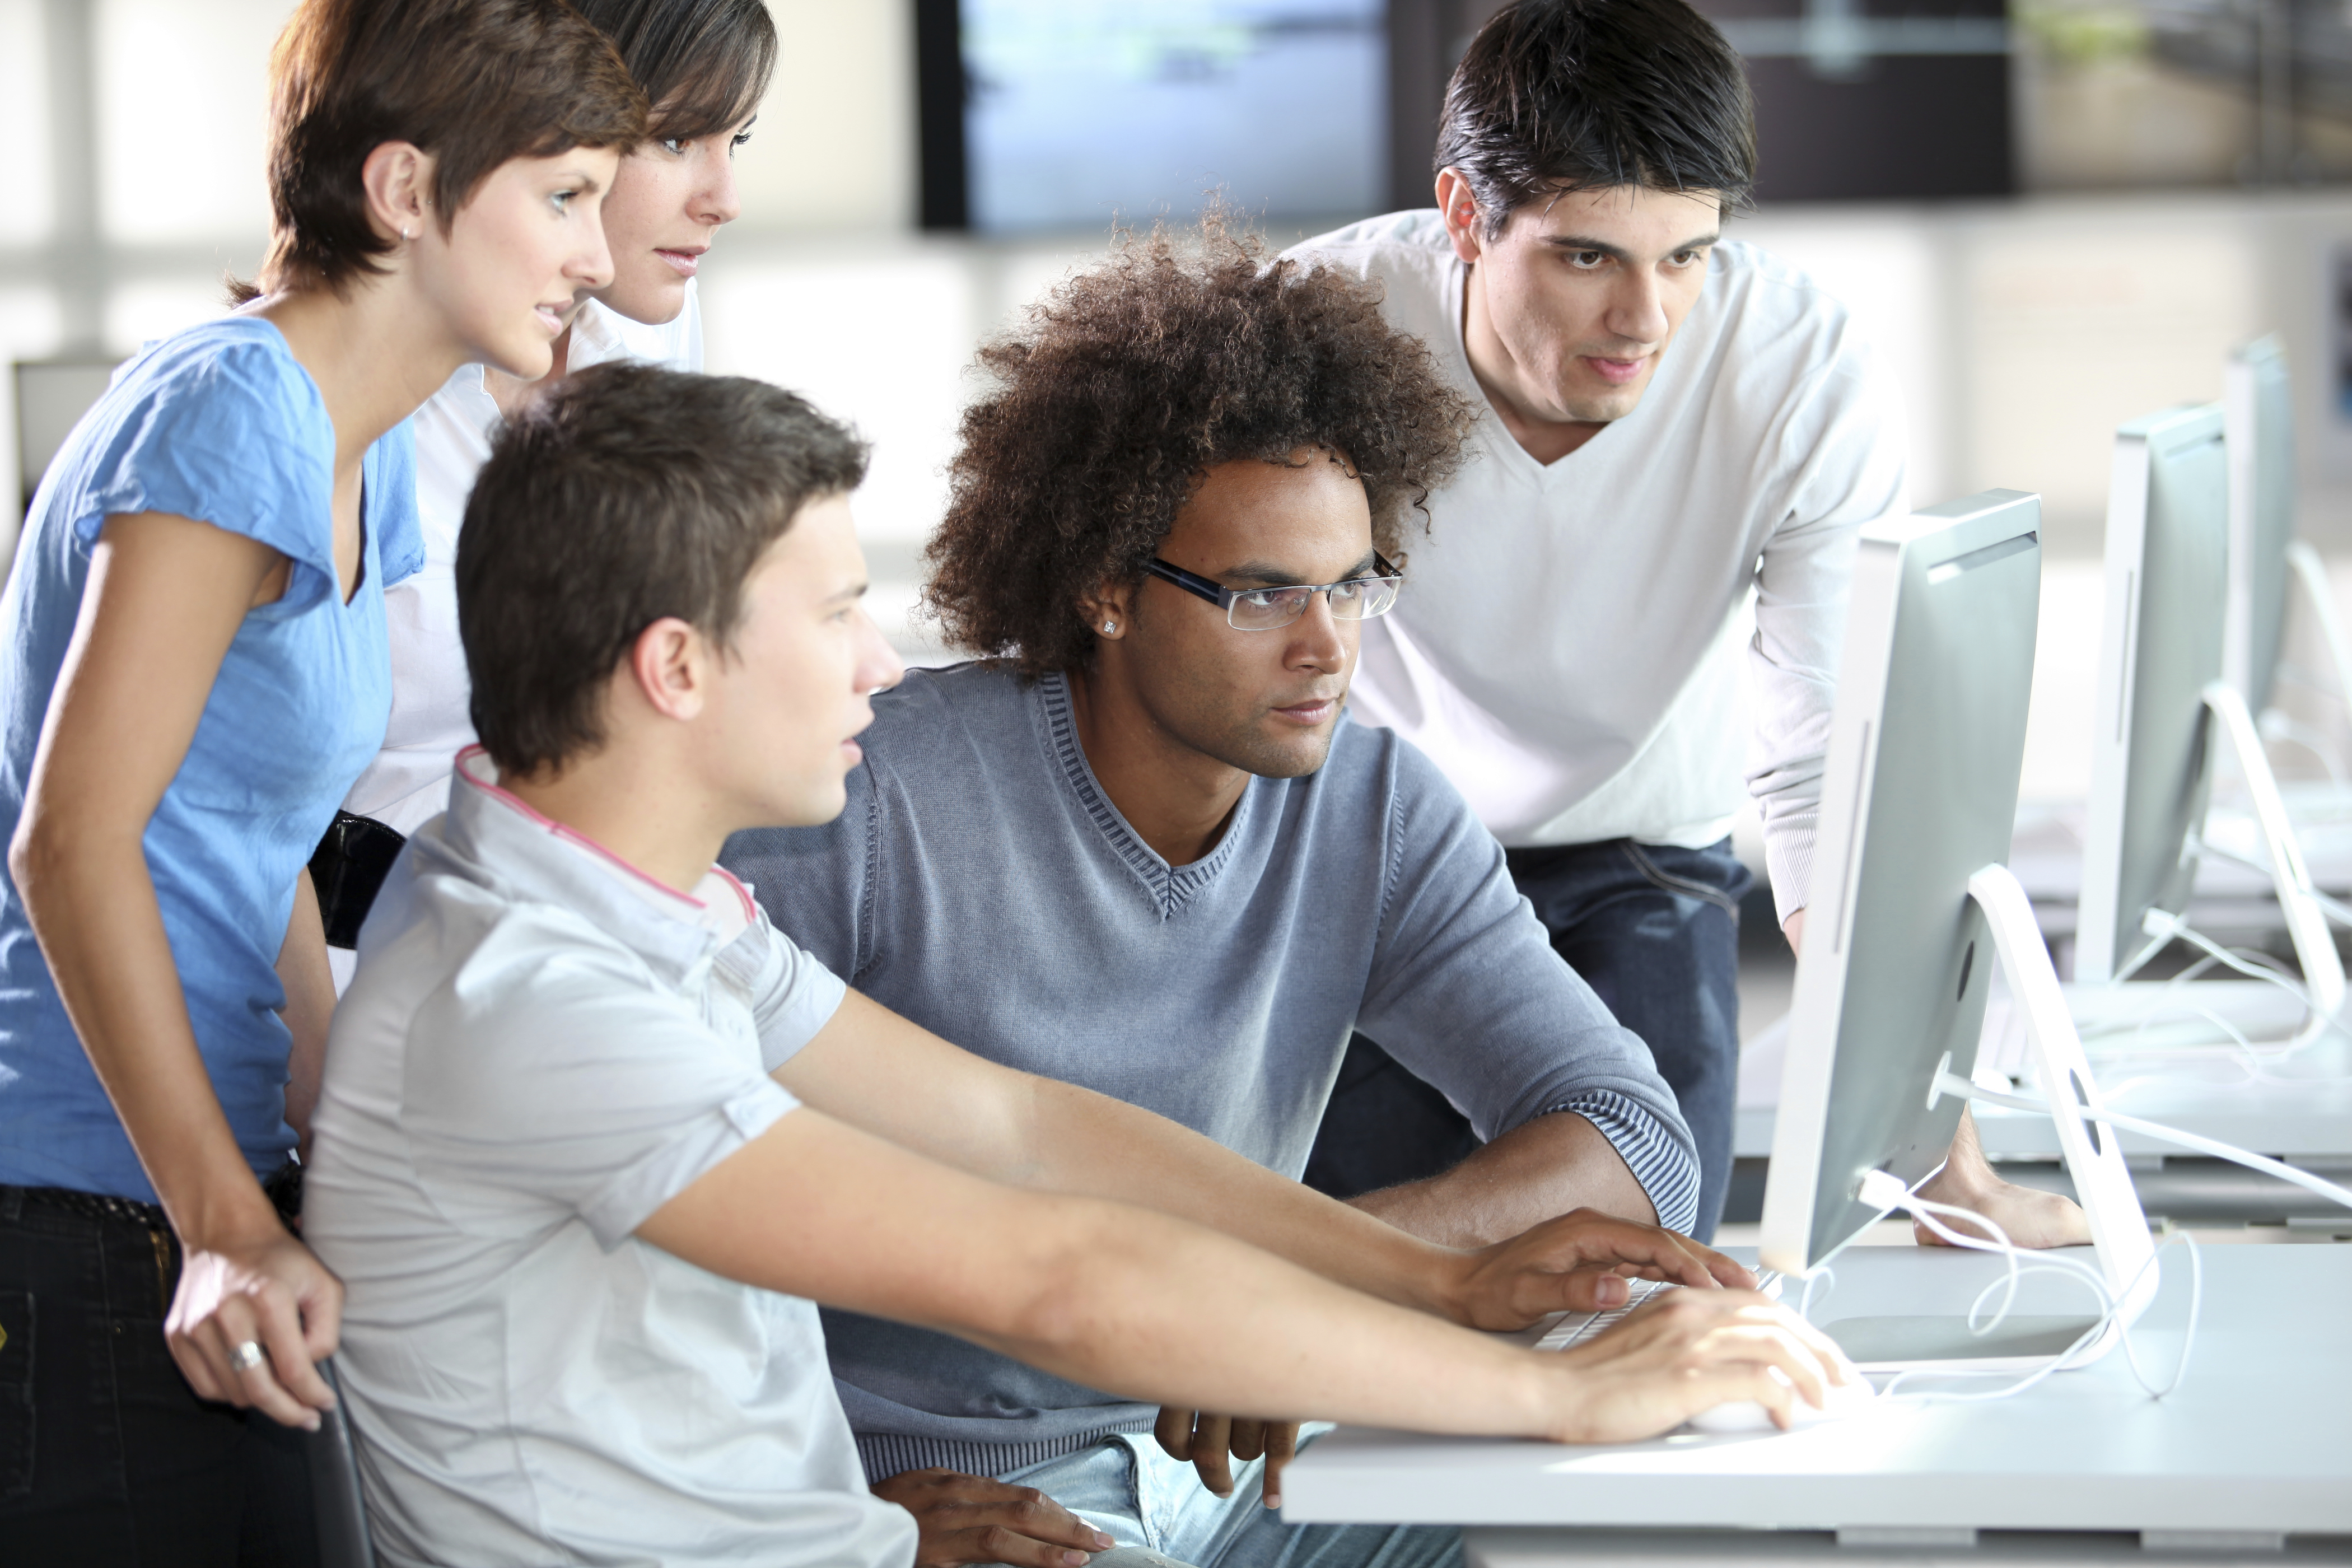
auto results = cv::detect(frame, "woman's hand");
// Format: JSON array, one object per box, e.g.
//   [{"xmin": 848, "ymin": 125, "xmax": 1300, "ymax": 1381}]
[
  {"xmin": 1440, "ymin": 1207, "xmax": 1757, "ymax": 1332},
  {"xmin": 1542, "ymin": 1288, "xmax": 1856, "ymax": 1442},
  {"xmin": 167, "ymin": 1211, "xmax": 344, "ymax": 1430}
]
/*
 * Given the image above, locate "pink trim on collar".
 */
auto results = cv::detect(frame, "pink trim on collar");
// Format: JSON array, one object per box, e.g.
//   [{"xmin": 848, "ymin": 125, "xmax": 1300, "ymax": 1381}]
[
  {"xmin": 453, "ymin": 745, "xmax": 708, "ymax": 911},
  {"xmin": 707, "ymin": 866, "xmax": 759, "ymax": 926}
]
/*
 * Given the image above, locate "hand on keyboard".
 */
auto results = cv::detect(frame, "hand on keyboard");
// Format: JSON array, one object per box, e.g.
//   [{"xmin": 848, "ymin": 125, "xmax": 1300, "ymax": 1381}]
[
  {"xmin": 1534, "ymin": 1270, "xmax": 1784, "ymax": 1353},
  {"xmin": 1444, "ymin": 1207, "xmax": 1763, "ymax": 1333}
]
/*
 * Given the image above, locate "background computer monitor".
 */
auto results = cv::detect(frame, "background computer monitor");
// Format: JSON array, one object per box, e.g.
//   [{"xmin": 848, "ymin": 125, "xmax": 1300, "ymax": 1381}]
[
  {"xmin": 917, "ymin": 0, "xmax": 1388, "ymax": 234},
  {"xmin": 2075, "ymin": 405, "xmax": 2228, "ymax": 988},
  {"xmin": 1762, "ymin": 491, "xmax": 2042, "ymax": 1276},
  {"xmin": 2224, "ymin": 337, "xmax": 2293, "ymax": 716}
]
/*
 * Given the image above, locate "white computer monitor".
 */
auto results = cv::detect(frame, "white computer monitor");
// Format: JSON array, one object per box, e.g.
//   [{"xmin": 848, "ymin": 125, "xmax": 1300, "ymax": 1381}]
[
  {"xmin": 2076, "ymin": 405, "xmax": 2226, "ymax": 986},
  {"xmin": 2223, "ymin": 337, "xmax": 2293, "ymax": 715},
  {"xmin": 1761, "ymin": 490, "xmax": 2158, "ymax": 1368},
  {"xmin": 2075, "ymin": 404, "xmax": 2340, "ymax": 1011},
  {"xmin": 2221, "ymin": 338, "xmax": 2352, "ymax": 764}
]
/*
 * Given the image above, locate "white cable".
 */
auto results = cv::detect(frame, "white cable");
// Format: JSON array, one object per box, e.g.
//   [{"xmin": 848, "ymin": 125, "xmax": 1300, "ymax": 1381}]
[
  {"xmin": 2129, "ymin": 908, "xmax": 2346, "ymax": 1058},
  {"xmin": 2255, "ymin": 711, "xmax": 2347, "ymax": 786},
  {"xmin": 1849, "ymin": 1170, "xmax": 2201, "ymax": 1404},
  {"xmin": 2197, "ymin": 839, "xmax": 2352, "ymax": 941},
  {"xmin": 1952, "ymin": 1080, "xmax": 2352, "ymax": 1212},
  {"xmin": 2068, "ymin": 927, "xmax": 2351, "ymax": 1090},
  {"xmin": 1795, "ymin": 1262, "xmax": 1837, "ymax": 1323},
  {"xmin": 2142, "ymin": 906, "xmax": 2313, "ymax": 996}
]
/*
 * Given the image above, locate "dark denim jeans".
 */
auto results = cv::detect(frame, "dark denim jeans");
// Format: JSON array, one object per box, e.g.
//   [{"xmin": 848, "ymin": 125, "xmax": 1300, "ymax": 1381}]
[
  {"xmin": 1304, "ymin": 837, "xmax": 1749, "ymax": 1243},
  {"xmin": 0, "ymin": 1188, "xmax": 316, "ymax": 1568}
]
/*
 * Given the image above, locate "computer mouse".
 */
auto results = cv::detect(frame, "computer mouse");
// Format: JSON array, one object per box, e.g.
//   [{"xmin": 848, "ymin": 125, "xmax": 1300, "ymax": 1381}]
[{"xmin": 1686, "ymin": 1375, "xmax": 1877, "ymax": 1434}]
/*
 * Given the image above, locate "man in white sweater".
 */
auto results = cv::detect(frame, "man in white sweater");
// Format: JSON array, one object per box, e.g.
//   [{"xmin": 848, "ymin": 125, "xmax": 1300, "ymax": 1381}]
[{"xmin": 1292, "ymin": 0, "xmax": 2081, "ymax": 1247}]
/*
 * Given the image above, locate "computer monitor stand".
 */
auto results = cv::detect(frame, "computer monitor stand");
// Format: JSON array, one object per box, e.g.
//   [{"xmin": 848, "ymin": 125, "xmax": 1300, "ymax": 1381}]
[
  {"xmin": 2230, "ymin": 542, "xmax": 2352, "ymax": 902},
  {"xmin": 2283, "ymin": 542, "xmax": 2352, "ymax": 736},
  {"xmin": 2069, "ymin": 679, "xmax": 2344, "ymax": 1052},
  {"xmin": 1820, "ymin": 864, "xmax": 2160, "ymax": 1375},
  {"xmin": 2196, "ymin": 679, "xmax": 2344, "ymax": 1019}
]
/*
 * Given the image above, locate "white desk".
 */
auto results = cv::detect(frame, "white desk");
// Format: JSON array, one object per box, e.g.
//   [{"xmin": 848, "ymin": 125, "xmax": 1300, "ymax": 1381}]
[{"xmin": 1284, "ymin": 1244, "xmax": 2351, "ymax": 1548}]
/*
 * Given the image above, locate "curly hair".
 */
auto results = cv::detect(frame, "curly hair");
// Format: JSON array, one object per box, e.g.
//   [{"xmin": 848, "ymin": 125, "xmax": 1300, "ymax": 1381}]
[{"xmin": 923, "ymin": 220, "xmax": 1475, "ymax": 675}]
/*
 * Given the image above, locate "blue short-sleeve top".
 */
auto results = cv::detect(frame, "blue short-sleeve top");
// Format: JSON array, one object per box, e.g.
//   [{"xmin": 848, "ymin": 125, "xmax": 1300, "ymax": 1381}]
[{"xmin": 0, "ymin": 315, "xmax": 422, "ymax": 1202}]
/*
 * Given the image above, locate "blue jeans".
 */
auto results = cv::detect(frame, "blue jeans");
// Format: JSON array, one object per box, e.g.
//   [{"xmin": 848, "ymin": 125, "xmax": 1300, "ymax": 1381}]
[
  {"xmin": 1001, "ymin": 1428, "xmax": 1459, "ymax": 1568},
  {"xmin": 1304, "ymin": 837, "xmax": 1748, "ymax": 1243},
  {"xmin": 0, "ymin": 1187, "xmax": 316, "ymax": 1567}
]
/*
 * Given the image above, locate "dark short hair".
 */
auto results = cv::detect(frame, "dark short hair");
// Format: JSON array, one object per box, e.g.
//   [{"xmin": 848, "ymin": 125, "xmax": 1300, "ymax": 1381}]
[
  {"xmin": 1435, "ymin": 0, "xmax": 1756, "ymax": 234},
  {"xmin": 571, "ymin": 0, "xmax": 778, "ymax": 141},
  {"xmin": 923, "ymin": 218, "xmax": 1474, "ymax": 677},
  {"xmin": 258, "ymin": 0, "xmax": 647, "ymax": 296},
  {"xmin": 459, "ymin": 364, "xmax": 870, "ymax": 777}
]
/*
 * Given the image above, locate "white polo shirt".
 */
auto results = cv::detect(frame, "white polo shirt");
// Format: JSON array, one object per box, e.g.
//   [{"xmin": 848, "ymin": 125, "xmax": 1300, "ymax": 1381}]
[
  {"xmin": 307, "ymin": 748, "xmax": 916, "ymax": 1568},
  {"xmin": 1287, "ymin": 213, "xmax": 1906, "ymax": 918}
]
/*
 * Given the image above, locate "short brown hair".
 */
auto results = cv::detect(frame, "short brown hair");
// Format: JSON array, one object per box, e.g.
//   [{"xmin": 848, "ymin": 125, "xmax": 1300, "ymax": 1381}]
[
  {"xmin": 459, "ymin": 364, "xmax": 870, "ymax": 777},
  {"xmin": 924, "ymin": 220, "xmax": 1474, "ymax": 676},
  {"xmin": 1436, "ymin": 0, "xmax": 1756, "ymax": 236},
  {"xmin": 572, "ymin": 0, "xmax": 778, "ymax": 142},
  {"xmin": 259, "ymin": 0, "xmax": 648, "ymax": 296}
]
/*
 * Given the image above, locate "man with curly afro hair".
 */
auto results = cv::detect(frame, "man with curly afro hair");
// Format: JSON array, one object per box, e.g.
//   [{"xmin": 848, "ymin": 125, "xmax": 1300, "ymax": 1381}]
[{"xmin": 726, "ymin": 222, "xmax": 1726, "ymax": 1568}]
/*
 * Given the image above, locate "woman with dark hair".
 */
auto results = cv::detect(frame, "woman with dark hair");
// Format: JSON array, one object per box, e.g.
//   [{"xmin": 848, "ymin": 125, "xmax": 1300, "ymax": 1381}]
[
  {"xmin": 324, "ymin": 0, "xmax": 780, "ymax": 970},
  {"xmin": 0, "ymin": 1, "xmax": 645, "ymax": 1557}
]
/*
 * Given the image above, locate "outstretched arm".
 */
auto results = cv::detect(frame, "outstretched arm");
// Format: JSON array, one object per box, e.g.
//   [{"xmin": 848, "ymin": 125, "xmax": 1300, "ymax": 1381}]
[
  {"xmin": 777, "ymin": 990, "xmax": 1751, "ymax": 1330},
  {"xmin": 636, "ymin": 1096, "xmax": 1851, "ymax": 1446},
  {"xmin": 11, "ymin": 512, "xmax": 341, "ymax": 1429}
]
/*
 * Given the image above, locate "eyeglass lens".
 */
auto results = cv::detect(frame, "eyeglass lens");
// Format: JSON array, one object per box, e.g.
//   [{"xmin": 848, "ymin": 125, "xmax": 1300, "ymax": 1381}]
[{"xmin": 1227, "ymin": 576, "xmax": 1401, "ymax": 629}]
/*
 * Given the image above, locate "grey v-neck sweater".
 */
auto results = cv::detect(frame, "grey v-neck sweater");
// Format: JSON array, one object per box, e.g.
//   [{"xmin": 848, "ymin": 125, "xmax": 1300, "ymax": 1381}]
[{"xmin": 724, "ymin": 662, "xmax": 1696, "ymax": 1483}]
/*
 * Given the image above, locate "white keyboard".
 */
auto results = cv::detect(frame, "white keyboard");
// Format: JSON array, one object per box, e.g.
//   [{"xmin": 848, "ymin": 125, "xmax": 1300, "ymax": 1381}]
[{"xmin": 1530, "ymin": 1270, "xmax": 1784, "ymax": 1352}]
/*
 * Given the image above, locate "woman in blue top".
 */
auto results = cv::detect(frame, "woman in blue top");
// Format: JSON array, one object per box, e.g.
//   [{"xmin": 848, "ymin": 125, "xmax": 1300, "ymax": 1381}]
[{"xmin": 0, "ymin": 0, "xmax": 644, "ymax": 1555}]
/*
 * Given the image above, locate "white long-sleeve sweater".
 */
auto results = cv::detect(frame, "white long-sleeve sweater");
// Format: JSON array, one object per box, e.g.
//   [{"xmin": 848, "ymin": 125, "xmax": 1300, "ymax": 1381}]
[{"xmin": 1289, "ymin": 212, "xmax": 1907, "ymax": 920}]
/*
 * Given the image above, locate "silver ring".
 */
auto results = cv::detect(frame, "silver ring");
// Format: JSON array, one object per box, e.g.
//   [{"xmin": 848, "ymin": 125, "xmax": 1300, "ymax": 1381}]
[{"xmin": 230, "ymin": 1340, "xmax": 267, "ymax": 1373}]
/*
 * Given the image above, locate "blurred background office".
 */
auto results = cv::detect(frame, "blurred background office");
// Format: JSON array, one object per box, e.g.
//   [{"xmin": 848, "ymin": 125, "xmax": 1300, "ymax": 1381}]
[{"xmin": 6, "ymin": 0, "xmax": 2351, "ymax": 900}]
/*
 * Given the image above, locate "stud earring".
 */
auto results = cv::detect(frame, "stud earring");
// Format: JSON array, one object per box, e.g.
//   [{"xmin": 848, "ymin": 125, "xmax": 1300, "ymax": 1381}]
[
  {"xmin": 1103, "ymin": 621, "xmax": 1116, "ymax": 633},
  {"xmin": 400, "ymin": 226, "xmax": 414, "ymax": 241}
]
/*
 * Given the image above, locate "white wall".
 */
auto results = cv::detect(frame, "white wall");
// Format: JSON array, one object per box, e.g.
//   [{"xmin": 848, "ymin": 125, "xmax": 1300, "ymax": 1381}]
[
  {"xmin": 731, "ymin": 2, "xmax": 915, "ymax": 236},
  {"xmin": 94, "ymin": 0, "xmax": 283, "ymax": 245}
]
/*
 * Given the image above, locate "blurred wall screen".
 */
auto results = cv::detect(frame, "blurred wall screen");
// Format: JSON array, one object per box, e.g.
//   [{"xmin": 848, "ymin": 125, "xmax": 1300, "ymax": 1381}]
[{"xmin": 923, "ymin": 2, "xmax": 1390, "ymax": 234}]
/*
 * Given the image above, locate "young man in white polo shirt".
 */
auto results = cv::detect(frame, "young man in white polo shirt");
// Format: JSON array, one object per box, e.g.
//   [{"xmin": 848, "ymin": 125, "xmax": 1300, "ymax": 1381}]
[
  {"xmin": 303, "ymin": 363, "xmax": 1850, "ymax": 1568},
  {"xmin": 1291, "ymin": 0, "xmax": 2083, "ymax": 1247}
]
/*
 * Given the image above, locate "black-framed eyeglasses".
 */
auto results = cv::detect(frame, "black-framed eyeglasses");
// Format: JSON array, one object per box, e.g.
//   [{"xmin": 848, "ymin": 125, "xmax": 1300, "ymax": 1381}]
[{"xmin": 1142, "ymin": 553, "xmax": 1404, "ymax": 631}]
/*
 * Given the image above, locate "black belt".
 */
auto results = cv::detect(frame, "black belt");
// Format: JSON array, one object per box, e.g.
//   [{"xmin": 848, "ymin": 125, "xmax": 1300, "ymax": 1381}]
[
  {"xmin": 3, "ymin": 1163, "xmax": 302, "ymax": 1230},
  {"xmin": 310, "ymin": 810, "xmax": 407, "ymax": 949}
]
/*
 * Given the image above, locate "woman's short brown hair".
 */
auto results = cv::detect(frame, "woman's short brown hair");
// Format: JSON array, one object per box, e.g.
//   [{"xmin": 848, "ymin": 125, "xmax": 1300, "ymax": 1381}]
[
  {"xmin": 572, "ymin": 0, "xmax": 778, "ymax": 143},
  {"xmin": 259, "ymin": 0, "xmax": 648, "ymax": 296},
  {"xmin": 924, "ymin": 220, "xmax": 1475, "ymax": 676}
]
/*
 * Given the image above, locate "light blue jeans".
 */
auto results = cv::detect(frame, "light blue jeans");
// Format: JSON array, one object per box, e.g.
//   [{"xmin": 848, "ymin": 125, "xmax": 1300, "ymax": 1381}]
[{"xmin": 999, "ymin": 1427, "xmax": 1461, "ymax": 1568}]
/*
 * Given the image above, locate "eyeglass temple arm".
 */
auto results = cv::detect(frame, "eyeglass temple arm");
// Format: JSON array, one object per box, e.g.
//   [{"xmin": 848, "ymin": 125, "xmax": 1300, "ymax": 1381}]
[
  {"xmin": 1141, "ymin": 556, "xmax": 1403, "ymax": 617},
  {"xmin": 1141, "ymin": 558, "xmax": 1232, "ymax": 608}
]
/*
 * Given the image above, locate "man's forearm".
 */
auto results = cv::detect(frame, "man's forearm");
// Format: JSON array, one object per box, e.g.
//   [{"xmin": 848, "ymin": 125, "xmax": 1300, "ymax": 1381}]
[
  {"xmin": 1347, "ymin": 1111, "xmax": 1656, "ymax": 1249},
  {"xmin": 783, "ymin": 996, "xmax": 1466, "ymax": 1316},
  {"xmin": 1018, "ymin": 1076, "xmax": 1468, "ymax": 1314}
]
